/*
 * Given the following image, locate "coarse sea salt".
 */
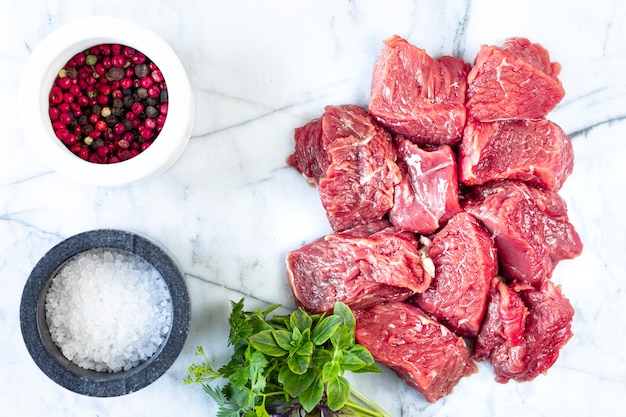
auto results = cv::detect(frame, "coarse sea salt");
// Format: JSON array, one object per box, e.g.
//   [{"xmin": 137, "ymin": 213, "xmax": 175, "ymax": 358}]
[{"xmin": 45, "ymin": 248, "xmax": 173, "ymax": 373}]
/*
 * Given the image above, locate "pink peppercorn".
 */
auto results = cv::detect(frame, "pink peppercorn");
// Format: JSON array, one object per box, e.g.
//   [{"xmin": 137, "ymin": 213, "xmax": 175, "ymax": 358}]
[{"xmin": 48, "ymin": 43, "xmax": 168, "ymax": 164}]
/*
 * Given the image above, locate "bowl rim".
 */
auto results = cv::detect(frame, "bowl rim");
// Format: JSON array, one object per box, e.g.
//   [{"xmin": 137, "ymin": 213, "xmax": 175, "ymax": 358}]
[
  {"xmin": 19, "ymin": 229, "xmax": 191, "ymax": 397},
  {"xmin": 18, "ymin": 16, "xmax": 195, "ymax": 187}
]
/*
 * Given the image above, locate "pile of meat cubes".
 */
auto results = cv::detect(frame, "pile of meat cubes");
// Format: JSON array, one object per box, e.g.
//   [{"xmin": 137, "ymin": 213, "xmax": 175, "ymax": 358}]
[{"xmin": 286, "ymin": 35, "xmax": 583, "ymax": 403}]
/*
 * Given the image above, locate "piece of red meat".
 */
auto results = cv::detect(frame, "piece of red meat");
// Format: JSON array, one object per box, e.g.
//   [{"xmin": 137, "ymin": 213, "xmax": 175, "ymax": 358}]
[
  {"xmin": 354, "ymin": 301, "xmax": 478, "ymax": 403},
  {"xmin": 458, "ymin": 118, "xmax": 574, "ymax": 191},
  {"xmin": 472, "ymin": 277, "xmax": 528, "ymax": 374},
  {"xmin": 287, "ymin": 104, "xmax": 402, "ymax": 232},
  {"xmin": 286, "ymin": 220, "xmax": 433, "ymax": 314},
  {"xmin": 462, "ymin": 180, "xmax": 582, "ymax": 286},
  {"xmin": 287, "ymin": 117, "xmax": 326, "ymax": 185},
  {"xmin": 389, "ymin": 138, "xmax": 462, "ymax": 234},
  {"xmin": 466, "ymin": 37, "xmax": 565, "ymax": 121},
  {"xmin": 369, "ymin": 35, "xmax": 470, "ymax": 146},
  {"xmin": 411, "ymin": 212, "xmax": 498, "ymax": 338},
  {"xmin": 474, "ymin": 277, "xmax": 574, "ymax": 383}
]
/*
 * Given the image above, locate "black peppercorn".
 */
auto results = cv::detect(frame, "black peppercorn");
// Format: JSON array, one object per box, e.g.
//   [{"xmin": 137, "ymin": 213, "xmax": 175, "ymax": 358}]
[
  {"xmin": 107, "ymin": 67, "xmax": 125, "ymax": 81},
  {"xmin": 145, "ymin": 106, "xmax": 158, "ymax": 118},
  {"xmin": 105, "ymin": 115, "xmax": 118, "ymax": 126},
  {"xmin": 134, "ymin": 63, "xmax": 149, "ymax": 78},
  {"xmin": 122, "ymin": 95, "xmax": 134, "ymax": 108},
  {"xmin": 111, "ymin": 107, "xmax": 124, "ymax": 117},
  {"xmin": 136, "ymin": 87, "xmax": 149, "ymax": 100}
]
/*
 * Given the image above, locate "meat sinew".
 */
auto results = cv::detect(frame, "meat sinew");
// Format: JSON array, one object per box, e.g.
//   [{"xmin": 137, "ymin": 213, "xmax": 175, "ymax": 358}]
[
  {"xmin": 474, "ymin": 277, "xmax": 574, "ymax": 383},
  {"xmin": 389, "ymin": 138, "xmax": 462, "ymax": 234},
  {"xmin": 288, "ymin": 104, "xmax": 402, "ymax": 232},
  {"xmin": 462, "ymin": 180, "xmax": 583, "ymax": 287},
  {"xmin": 411, "ymin": 212, "xmax": 498, "ymax": 338},
  {"xmin": 458, "ymin": 118, "xmax": 574, "ymax": 191},
  {"xmin": 286, "ymin": 220, "xmax": 433, "ymax": 314},
  {"xmin": 369, "ymin": 35, "xmax": 470, "ymax": 146},
  {"xmin": 355, "ymin": 301, "xmax": 478, "ymax": 403},
  {"xmin": 466, "ymin": 37, "xmax": 565, "ymax": 121}
]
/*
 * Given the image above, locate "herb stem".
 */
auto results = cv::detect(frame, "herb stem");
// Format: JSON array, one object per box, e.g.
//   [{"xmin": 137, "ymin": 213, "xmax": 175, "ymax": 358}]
[{"xmin": 345, "ymin": 387, "xmax": 392, "ymax": 417}]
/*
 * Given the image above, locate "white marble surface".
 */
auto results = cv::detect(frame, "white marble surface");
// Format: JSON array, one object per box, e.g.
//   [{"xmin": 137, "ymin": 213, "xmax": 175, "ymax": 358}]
[{"xmin": 2, "ymin": 0, "xmax": 625, "ymax": 415}]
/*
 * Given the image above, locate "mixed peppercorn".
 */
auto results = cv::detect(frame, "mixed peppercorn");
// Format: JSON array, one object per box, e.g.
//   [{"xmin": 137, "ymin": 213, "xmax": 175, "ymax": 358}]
[{"xmin": 48, "ymin": 43, "xmax": 168, "ymax": 164}]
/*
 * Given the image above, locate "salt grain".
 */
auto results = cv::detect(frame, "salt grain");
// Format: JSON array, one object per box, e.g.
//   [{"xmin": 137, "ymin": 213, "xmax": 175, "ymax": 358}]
[{"xmin": 45, "ymin": 248, "xmax": 173, "ymax": 373}]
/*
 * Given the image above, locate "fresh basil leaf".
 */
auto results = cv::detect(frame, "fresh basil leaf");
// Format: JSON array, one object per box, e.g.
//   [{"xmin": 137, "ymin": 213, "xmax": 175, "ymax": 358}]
[
  {"xmin": 344, "ymin": 345, "xmax": 382, "ymax": 373},
  {"xmin": 340, "ymin": 351, "xmax": 368, "ymax": 371},
  {"xmin": 311, "ymin": 348, "xmax": 333, "ymax": 372},
  {"xmin": 299, "ymin": 376, "xmax": 324, "ymax": 413},
  {"xmin": 330, "ymin": 325, "xmax": 353, "ymax": 351},
  {"xmin": 322, "ymin": 360, "xmax": 341, "ymax": 382},
  {"xmin": 287, "ymin": 353, "xmax": 311, "ymax": 375},
  {"xmin": 326, "ymin": 375, "xmax": 351, "ymax": 411},
  {"xmin": 333, "ymin": 302, "xmax": 356, "ymax": 329},
  {"xmin": 311, "ymin": 315, "xmax": 342, "ymax": 346},
  {"xmin": 280, "ymin": 367, "xmax": 315, "ymax": 397},
  {"xmin": 249, "ymin": 330, "xmax": 287, "ymax": 357},
  {"xmin": 291, "ymin": 326, "xmax": 303, "ymax": 345},
  {"xmin": 296, "ymin": 340, "xmax": 314, "ymax": 356},
  {"xmin": 272, "ymin": 329, "xmax": 293, "ymax": 351},
  {"xmin": 290, "ymin": 308, "xmax": 313, "ymax": 332}
]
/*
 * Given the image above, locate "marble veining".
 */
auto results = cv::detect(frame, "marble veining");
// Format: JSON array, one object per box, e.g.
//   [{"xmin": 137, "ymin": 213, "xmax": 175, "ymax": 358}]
[{"xmin": 2, "ymin": 0, "xmax": 626, "ymax": 416}]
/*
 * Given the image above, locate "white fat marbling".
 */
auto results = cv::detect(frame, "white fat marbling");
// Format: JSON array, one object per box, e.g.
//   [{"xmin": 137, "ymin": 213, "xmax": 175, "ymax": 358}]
[{"xmin": 2, "ymin": 0, "xmax": 626, "ymax": 415}]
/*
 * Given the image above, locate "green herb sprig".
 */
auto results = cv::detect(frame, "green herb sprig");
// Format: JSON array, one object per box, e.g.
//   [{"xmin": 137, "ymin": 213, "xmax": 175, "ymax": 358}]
[{"xmin": 184, "ymin": 299, "xmax": 390, "ymax": 417}]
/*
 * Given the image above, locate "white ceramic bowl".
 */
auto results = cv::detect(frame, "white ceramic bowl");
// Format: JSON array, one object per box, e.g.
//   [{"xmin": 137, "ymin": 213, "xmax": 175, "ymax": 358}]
[{"xmin": 18, "ymin": 16, "xmax": 194, "ymax": 186}]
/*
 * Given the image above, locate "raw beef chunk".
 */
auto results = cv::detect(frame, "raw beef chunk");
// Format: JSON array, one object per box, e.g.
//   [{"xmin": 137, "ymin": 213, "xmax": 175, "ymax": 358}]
[
  {"xmin": 355, "ymin": 301, "xmax": 477, "ymax": 403},
  {"xmin": 389, "ymin": 138, "xmax": 462, "ymax": 234},
  {"xmin": 466, "ymin": 37, "xmax": 565, "ymax": 121},
  {"xmin": 288, "ymin": 104, "xmax": 402, "ymax": 232},
  {"xmin": 463, "ymin": 181, "xmax": 582, "ymax": 287},
  {"xmin": 474, "ymin": 277, "xmax": 574, "ymax": 383},
  {"xmin": 458, "ymin": 118, "xmax": 574, "ymax": 191},
  {"xmin": 287, "ymin": 117, "xmax": 326, "ymax": 184},
  {"xmin": 286, "ymin": 220, "xmax": 433, "ymax": 314},
  {"xmin": 411, "ymin": 212, "xmax": 498, "ymax": 338},
  {"xmin": 369, "ymin": 35, "xmax": 470, "ymax": 146}
]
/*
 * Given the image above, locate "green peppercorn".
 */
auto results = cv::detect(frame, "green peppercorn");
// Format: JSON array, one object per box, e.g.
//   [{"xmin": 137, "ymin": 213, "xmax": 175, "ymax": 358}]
[{"xmin": 86, "ymin": 54, "xmax": 97, "ymax": 66}]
